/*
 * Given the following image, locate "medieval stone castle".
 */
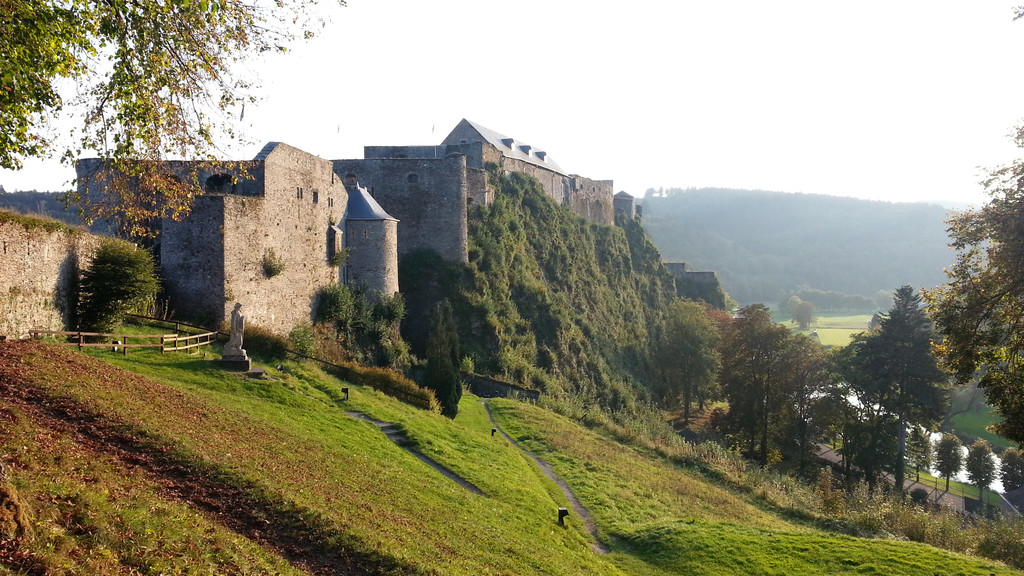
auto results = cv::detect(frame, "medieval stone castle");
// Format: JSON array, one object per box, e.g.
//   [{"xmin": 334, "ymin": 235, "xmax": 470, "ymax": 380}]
[{"xmin": 73, "ymin": 119, "xmax": 639, "ymax": 334}]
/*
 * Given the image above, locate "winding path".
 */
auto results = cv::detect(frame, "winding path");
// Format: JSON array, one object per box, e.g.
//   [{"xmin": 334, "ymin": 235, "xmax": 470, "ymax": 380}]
[
  {"xmin": 480, "ymin": 401, "xmax": 609, "ymax": 554},
  {"xmin": 345, "ymin": 412, "xmax": 486, "ymax": 496}
]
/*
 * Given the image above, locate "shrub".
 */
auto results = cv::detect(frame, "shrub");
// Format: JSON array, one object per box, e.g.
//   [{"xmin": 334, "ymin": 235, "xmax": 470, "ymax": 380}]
[
  {"xmin": 910, "ymin": 488, "xmax": 929, "ymax": 504},
  {"xmin": 329, "ymin": 362, "xmax": 439, "ymax": 412},
  {"xmin": 261, "ymin": 248, "xmax": 285, "ymax": 278},
  {"xmin": 289, "ymin": 322, "xmax": 316, "ymax": 356},
  {"xmin": 240, "ymin": 324, "xmax": 288, "ymax": 359},
  {"xmin": 78, "ymin": 240, "xmax": 159, "ymax": 332},
  {"xmin": 328, "ymin": 248, "xmax": 350, "ymax": 268},
  {"xmin": 315, "ymin": 284, "xmax": 357, "ymax": 327}
]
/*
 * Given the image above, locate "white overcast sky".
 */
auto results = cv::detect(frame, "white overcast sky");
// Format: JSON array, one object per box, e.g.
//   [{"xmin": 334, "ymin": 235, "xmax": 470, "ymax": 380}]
[{"xmin": 3, "ymin": 0, "xmax": 1024, "ymax": 206}]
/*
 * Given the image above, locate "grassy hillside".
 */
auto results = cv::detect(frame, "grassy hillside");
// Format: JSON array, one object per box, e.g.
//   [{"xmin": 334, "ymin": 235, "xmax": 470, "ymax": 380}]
[{"xmin": 0, "ymin": 340, "xmax": 1018, "ymax": 575}]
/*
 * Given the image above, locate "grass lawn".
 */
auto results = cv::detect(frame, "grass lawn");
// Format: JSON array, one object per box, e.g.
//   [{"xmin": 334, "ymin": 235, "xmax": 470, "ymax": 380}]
[
  {"xmin": 948, "ymin": 404, "xmax": 1014, "ymax": 449},
  {"xmin": 782, "ymin": 313, "xmax": 873, "ymax": 348},
  {"xmin": 1, "ymin": 339, "xmax": 1019, "ymax": 576}
]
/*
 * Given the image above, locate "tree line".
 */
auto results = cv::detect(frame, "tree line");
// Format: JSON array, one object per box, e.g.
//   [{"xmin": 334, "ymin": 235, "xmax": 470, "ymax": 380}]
[{"xmin": 654, "ymin": 284, "xmax": 1024, "ymax": 502}]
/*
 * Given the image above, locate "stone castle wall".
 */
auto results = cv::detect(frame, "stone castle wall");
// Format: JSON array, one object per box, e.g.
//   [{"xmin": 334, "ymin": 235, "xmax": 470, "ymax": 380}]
[
  {"xmin": 567, "ymin": 176, "xmax": 614, "ymax": 225},
  {"xmin": 0, "ymin": 215, "xmax": 102, "ymax": 338},
  {"xmin": 219, "ymin": 146, "xmax": 346, "ymax": 334},
  {"xmin": 334, "ymin": 155, "xmax": 469, "ymax": 263},
  {"xmin": 160, "ymin": 197, "xmax": 226, "ymax": 325},
  {"xmin": 160, "ymin": 143, "xmax": 347, "ymax": 333}
]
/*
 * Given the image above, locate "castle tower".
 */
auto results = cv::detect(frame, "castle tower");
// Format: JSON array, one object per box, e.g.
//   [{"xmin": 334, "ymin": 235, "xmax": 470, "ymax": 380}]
[{"xmin": 343, "ymin": 177, "xmax": 399, "ymax": 298}]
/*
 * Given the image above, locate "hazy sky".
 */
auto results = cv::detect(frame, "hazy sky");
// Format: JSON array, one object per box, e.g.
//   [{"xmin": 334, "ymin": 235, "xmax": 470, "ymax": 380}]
[{"xmin": 4, "ymin": 1, "xmax": 1024, "ymax": 207}]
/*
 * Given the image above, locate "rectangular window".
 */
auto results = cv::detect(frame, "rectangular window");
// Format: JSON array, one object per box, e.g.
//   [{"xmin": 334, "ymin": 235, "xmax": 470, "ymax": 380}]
[{"xmin": 313, "ymin": 191, "xmax": 319, "ymax": 204}]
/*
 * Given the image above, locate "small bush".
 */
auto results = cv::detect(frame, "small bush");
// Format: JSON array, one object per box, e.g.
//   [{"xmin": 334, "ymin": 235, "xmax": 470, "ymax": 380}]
[
  {"xmin": 262, "ymin": 248, "xmax": 285, "ymax": 278},
  {"xmin": 328, "ymin": 248, "xmax": 349, "ymax": 268},
  {"xmin": 240, "ymin": 324, "xmax": 288, "ymax": 359},
  {"xmin": 289, "ymin": 322, "xmax": 316, "ymax": 356},
  {"xmin": 329, "ymin": 362, "xmax": 439, "ymax": 412},
  {"xmin": 78, "ymin": 240, "xmax": 159, "ymax": 332},
  {"xmin": 910, "ymin": 488, "xmax": 929, "ymax": 504}
]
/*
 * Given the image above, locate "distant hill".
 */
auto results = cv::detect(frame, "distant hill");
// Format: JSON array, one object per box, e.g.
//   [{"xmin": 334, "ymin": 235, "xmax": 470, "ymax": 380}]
[{"xmin": 640, "ymin": 188, "xmax": 957, "ymax": 305}]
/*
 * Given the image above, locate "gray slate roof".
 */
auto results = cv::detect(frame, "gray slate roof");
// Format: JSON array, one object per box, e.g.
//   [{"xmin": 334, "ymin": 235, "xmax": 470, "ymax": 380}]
[
  {"xmin": 346, "ymin": 184, "xmax": 397, "ymax": 221},
  {"xmin": 253, "ymin": 142, "xmax": 282, "ymax": 161},
  {"xmin": 443, "ymin": 119, "xmax": 566, "ymax": 175}
]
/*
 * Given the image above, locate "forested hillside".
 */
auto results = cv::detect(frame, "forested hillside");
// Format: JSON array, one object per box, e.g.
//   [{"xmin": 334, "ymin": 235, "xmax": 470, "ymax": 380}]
[{"xmin": 641, "ymin": 188, "xmax": 956, "ymax": 305}]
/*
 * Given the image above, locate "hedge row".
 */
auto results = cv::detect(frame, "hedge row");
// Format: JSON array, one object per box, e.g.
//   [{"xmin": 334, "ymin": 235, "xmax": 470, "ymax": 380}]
[{"xmin": 329, "ymin": 362, "xmax": 440, "ymax": 413}]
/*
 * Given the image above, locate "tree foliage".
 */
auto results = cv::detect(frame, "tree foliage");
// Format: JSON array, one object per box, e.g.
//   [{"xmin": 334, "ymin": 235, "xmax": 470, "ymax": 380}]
[
  {"xmin": 426, "ymin": 299, "xmax": 462, "ymax": 419},
  {"xmin": 718, "ymin": 304, "xmax": 827, "ymax": 467},
  {"xmin": 2, "ymin": 0, "xmax": 341, "ymax": 233},
  {"xmin": 906, "ymin": 426, "xmax": 933, "ymax": 483},
  {"xmin": 1000, "ymin": 447, "xmax": 1024, "ymax": 493},
  {"xmin": 934, "ymin": 433, "xmax": 963, "ymax": 492},
  {"xmin": 651, "ymin": 300, "xmax": 720, "ymax": 422},
  {"xmin": 965, "ymin": 440, "xmax": 997, "ymax": 502},
  {"xmin": 835, "ymin": 286, "xmax": 948, "ymax": 494},
  {"xmin": 78, "ymin": 240, "xmax": 159, "ymax": 331},
  {"xmin": 793, "ymin": 300, "xmax": 816, "ymax": 330},
  {"xmin": 926, "ymin": 136, "xmax": 1024, "ymax": 444}
]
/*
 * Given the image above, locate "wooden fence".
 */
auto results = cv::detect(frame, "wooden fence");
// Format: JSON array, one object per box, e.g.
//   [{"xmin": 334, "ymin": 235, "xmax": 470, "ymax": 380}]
[{"xmin": 29, "ymin": 329, "xmax": 219, "ymax": 355}]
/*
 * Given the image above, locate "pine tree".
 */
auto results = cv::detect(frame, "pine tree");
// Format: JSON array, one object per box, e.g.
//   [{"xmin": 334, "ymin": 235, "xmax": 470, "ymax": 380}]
[{"xmin": 426, "ymin": 299, "xmax": 462, "ymax": 419}]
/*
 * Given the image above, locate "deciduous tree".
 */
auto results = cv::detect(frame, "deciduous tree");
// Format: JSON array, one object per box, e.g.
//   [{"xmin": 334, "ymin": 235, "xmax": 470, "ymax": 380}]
[
  {"xmin": 719, "ymin": 304, "xmax": 798, "ymax": 466},
  {"xmin": 934, "ymin": 433, "xmax": 963, "ymax": 492},
  {"xmin": 1000, "ymin": 447, "xmax": 1024, "ymax": 493},
  {"xmin": 925, "ymin": 130, "xmax": 1024, "ymax": 444},
  {"xmin": 652, "ymin": 300, "xmax": 720, "ymax": 423},
  {"xmin": 793, "ymin": 301, "xmax": 816, "ymax": 330},
  {"xmin": 965, "ymin": 440, "xmax": 997, "ymax": 504},
  {"xmin": 906, "ymin": 427, "xmax": 933, "ymax": 483},
  {"xmin": 1, "ymin": 0, "xmax": 341, "ymax": 234}
]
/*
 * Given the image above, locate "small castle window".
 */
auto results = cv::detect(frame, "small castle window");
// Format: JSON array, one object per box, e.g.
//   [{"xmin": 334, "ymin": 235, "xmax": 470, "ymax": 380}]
[
  {"xmin": 313, "ymin": 190, "xmax": 319, "ymax": 204},
  {"xmin": 407, "ymin": 174, "xmax": 419, "ymax": 184},
  {"xmin": 296, "ymin": 187, "xmax": 303, "ymax": 199},
  {"xmin": 328, "ymin": 197, "xmax": 334, "ymax": 208}
]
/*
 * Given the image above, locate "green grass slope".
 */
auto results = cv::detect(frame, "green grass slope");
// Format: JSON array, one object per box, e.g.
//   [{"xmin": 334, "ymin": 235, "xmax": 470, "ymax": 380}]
[{"xmin": 0, "ymin": 341, "xmax": 1017, "ymax": 576}]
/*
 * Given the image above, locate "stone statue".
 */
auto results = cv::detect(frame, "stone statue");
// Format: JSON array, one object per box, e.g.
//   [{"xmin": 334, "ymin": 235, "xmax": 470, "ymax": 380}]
[{"xmin": 223, "ymin": 302, "xmax": 247, "ymax": 359}]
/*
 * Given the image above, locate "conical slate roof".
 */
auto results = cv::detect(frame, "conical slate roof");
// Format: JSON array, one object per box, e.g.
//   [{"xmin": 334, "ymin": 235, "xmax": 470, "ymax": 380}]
[{"xmin": 346, "ymin": 184, "xmax": 397, "ymax": 221}]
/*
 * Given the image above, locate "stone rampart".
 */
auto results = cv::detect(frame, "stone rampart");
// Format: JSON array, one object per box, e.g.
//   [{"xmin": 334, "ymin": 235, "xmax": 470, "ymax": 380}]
[
  {"xmin": 160, "ymin": 143, "xmax": 347, "ymax": 333},
  {"xmin": 0, "ymin": 213, "xmax": 102, "ymax": 338},
  {"xmin": 334, "ymin": 156, "xmax": 469, "ymax": 263}
]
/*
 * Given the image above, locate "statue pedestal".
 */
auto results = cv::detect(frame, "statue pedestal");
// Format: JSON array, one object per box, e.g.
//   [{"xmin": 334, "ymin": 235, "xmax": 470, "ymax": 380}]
[{"xmin": 220, "ymin": 348, "xmax": 250, "ymax": 372}]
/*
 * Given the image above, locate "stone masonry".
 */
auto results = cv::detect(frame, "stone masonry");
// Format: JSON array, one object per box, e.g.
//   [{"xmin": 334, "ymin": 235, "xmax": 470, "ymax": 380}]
[{"xmin": 0, "ymin": 215, "xmax": 102, "ymax": 338}]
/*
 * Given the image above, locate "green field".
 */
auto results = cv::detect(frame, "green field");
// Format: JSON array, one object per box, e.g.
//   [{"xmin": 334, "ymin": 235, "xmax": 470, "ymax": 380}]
[
  {"xmin": 0, "ymin": 339, "xmax": 1019, "ymax": 575},
  {"xmin": 783, "ymin": 313, "xmax": 873, "ymax": 348}
]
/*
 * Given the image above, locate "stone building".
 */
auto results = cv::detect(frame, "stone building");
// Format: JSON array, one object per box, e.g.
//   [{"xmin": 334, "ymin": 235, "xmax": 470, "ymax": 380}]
[
  {"xmin": 614, "ymin": 191, "xmax": 637, "ymax": 220},
  {"xmin": 77, "ymin": 142, "xmax": 398, "ymax": 334},
  {"xmin": 334, "ymin": 119, "xmax": 615, "ymax": 264}
]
